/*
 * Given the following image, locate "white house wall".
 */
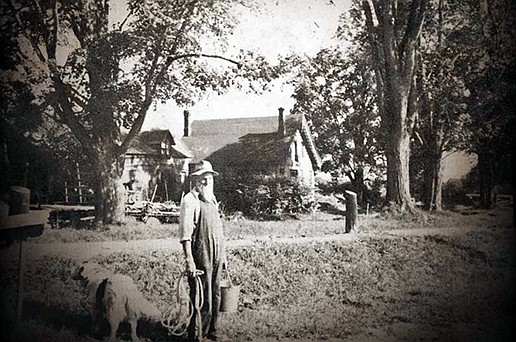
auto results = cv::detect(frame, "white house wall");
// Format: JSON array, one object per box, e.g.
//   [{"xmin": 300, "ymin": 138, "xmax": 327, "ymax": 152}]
[
  {"xmin": 288, "ymin": 131, "xmax": 315, "ymax": 187},
  {"xmin": 122, "ymin": 154, "xmax": 169, "ymax": 200}
]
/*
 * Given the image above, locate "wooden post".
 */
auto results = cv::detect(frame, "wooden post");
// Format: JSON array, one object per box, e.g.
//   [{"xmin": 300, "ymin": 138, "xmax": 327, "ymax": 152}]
[
  {"xmin": 151, "ymin": 184, "xmax": 158, "ymax": 203},
  {"xmin": 345, "ymin": 190, "xmax": 358, "ymax": 233},
  {"xmin": 76, "ymin": 163, "xmax": 83, "ymax": 204},
  {"xmin": 16, "ymin": 239, "xmax": 25, "ymax": 324}
]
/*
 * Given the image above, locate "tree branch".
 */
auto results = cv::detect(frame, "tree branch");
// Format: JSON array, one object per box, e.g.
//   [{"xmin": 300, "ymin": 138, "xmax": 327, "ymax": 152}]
[
  {"xmin": 377, "ymin": 0, "xmax": 398, "ymax": 78},
  {"xmin": 118, "ymin": 0, "xmax": 201, "ymax": 155},
  {"xmin": 7, "ymin": 0, "xmax": 47, "ymax": 62},
  {"xmin": 168, "ymin": 53, "xmax": 241, "ymax": 66},
  {"xmin": 363, "ymin": 0, "xmax": 386, "ymax": 119},
  {"xmin": 118, "ymin": 9, "xmax": 133, "ymax": 31},
  {"xmin": 399, "ymin": 0, "xmax": 428, "ymax": 71},
  {"xmin": 49, "ymin": 76, "xmax": 93, "ymax": 146},
  {"xmin": 47, "ymin": 0, "xmax": 59, "ymax": 61}
]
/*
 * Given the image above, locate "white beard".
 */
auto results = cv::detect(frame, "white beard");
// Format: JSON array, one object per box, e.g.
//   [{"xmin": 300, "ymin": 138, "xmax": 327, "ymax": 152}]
[{"xmin": 198, "ymin": 185, "xmax": 215, "ymax": 202}]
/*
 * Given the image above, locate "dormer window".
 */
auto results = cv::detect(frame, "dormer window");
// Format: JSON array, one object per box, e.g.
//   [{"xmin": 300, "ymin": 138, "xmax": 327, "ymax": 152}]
[{"xmin": 160, "ymin": 141, "xmax": 170, "ymax": 156}]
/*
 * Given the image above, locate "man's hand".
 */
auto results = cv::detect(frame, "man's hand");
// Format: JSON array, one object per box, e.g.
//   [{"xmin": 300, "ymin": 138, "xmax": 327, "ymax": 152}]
[
  {"xmin": 186, "ymin": 257, "xmax": 197, "ymax": 277},
  {"xmin": 181, "ymin": 240, "xmax": 197, "ymax": 276}
]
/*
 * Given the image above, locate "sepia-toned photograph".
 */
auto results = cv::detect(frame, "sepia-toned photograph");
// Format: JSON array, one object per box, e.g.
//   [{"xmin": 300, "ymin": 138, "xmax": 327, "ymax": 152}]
[{"xmin": 1, "ymin": 0, "xmax": 514, "ymax": 341}]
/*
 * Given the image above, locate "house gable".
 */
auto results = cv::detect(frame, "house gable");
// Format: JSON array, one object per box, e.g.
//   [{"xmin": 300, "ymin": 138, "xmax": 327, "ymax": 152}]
[
  {"xmin": 139, "ymin": 130, "xmax": 175, "ymax": 157},
  {"xmin": 126, "ymin": 129, "xmax": 190, "ymax": 159}
]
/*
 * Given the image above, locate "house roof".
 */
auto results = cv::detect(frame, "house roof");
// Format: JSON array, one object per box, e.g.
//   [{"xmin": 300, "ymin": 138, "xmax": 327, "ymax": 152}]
[
  {"xmin": 181, "ymin": 114, "xmax": 322, "ymax": 169},
  {"xmin": 126, "ymin": 136, "xmax": 157, "ymax": 155},
  {"xmin": 189, "ymin": 116, "xmax": 279, "ymax": 136},
  {"xmin": 139, "ymin": 129, "xmax": 176, "ymax": 146},
  {"xmin": 125, "ymin": 129, "xmax": 191, "ymax": 158},
  {"xmin": 170, "ymin": 138, "xmax": 193, "ymax": 158}
]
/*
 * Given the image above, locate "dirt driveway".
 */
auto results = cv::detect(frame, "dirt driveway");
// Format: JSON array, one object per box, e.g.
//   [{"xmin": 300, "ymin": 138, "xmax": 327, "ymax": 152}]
[{"xmin": 0, "ymin": 224, "xmax": 488, "ymax": 263}]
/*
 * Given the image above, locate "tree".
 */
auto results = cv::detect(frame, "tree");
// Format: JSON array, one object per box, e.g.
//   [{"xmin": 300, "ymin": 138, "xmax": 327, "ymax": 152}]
[
  {"xmin": 410, "ymin": 0, "xmax": 472, "ymax": 211},
  {"xmin": 0, "ymin": 0, "xmax": 274, "ymax": 224},
  {"xmin": 461, "ymin": 0, "xmax": 516, "ymax": 208},
  {"xmin": 357, "ymin": 0, "xmax": 429, "ymax": 211},
  {"xmin": 290, "ymin": 48, "xmax": 384, "ymax": 206}
]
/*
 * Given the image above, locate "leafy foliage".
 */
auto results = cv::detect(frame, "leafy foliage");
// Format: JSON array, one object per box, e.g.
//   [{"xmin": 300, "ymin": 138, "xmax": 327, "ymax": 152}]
[
  {"xmin": 441, "ymin": 179, "xmax": 475, "ymax": 209},
  {"xmin": 290, "ymin": 47, "xmax": 384, "ymax": 206},
  {"xmin": 459, "ymin": 0, "xmax": 516, "ymax": 207},
  {"xmin": 408, "ymin": 0, "xmax": 477, "ymax": 210},
  {"xmin": 216, "ymin": 173, "xmax": 316, "ymax": 219},
  {"xmin": 0, "ymin": 0, "xmax": 280, "ymax": 223}
]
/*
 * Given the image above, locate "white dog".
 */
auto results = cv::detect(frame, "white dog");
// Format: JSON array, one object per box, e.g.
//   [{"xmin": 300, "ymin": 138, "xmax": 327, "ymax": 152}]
[{"xmin": 71, "ymin": 261, "xmax": 161, "ymax": 341}]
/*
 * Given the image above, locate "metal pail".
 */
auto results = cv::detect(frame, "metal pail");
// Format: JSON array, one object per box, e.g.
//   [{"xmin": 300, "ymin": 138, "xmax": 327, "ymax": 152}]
[{"xmin": 220, "ymin": 279, "xmax": 240, "ymax": 313}]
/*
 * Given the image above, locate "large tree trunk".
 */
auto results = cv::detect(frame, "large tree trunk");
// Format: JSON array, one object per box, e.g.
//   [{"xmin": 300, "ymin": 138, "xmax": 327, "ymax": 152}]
[
  {"xmin": 384, "ymin": 85, "xmax": 414, "ymax": 210},
  {"xmin": 422, "ymin": 150, "xmax": 444, "ymax": 211},
  {"xmin": 421, "ymin": 123, "xmax": 444, "ymax": 211},
  {"xmin": 385, "ymin": 129, "xmax": 413, "ymax": 209},
  {"xmin": 362, "ymin": 0, "xmax": 428, "ymax": 212},
  {"xmin": 92, "ymin": 150, "xmax": 126, "ymax": 225}
]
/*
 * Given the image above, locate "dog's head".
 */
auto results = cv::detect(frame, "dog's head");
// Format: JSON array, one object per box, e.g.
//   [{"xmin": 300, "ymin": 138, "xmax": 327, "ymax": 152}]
[
  {"xmin": 70, "ymin": 261, "xmax": 103, "ymax": 281},
  {"xmin": 70, "ymin": 263, "xmax": 85, "ymax": 280}
]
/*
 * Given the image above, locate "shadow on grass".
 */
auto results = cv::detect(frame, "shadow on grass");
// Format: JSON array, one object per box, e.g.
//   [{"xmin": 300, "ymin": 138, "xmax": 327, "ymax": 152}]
[{"xmin": 16, "ymin": 298, "xmax": 184, "ymax": 341}]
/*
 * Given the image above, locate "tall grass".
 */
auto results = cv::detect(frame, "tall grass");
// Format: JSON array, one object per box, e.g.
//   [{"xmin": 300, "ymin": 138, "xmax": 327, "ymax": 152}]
[{"xmin": 2, "ymin": 221, "xmax": 514, "ymax": 341}]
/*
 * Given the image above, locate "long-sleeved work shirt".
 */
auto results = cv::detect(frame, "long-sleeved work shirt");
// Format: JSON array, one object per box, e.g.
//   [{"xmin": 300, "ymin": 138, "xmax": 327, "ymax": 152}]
[{"xmin": 179, "ymin": 190, "xmax": 201, "ymax": 242}]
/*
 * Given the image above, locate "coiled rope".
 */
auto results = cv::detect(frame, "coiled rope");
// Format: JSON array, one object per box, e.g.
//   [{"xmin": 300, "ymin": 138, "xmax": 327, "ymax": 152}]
[{"xmin": 161, "ymin": 270, "xmax": 204, "ymax": 337}]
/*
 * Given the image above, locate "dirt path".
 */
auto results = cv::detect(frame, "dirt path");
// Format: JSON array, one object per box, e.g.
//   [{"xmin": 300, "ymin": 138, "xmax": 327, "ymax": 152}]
[{"xmin": 0, "ymin": 225, "xmax": 487, "ymax": 262}]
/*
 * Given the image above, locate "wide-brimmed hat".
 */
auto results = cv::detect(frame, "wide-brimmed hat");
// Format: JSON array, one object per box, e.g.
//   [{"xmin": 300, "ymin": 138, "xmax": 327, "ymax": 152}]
[{"xmin": 190, "ymin": 160, "xmax": 219, "ymax": 176}]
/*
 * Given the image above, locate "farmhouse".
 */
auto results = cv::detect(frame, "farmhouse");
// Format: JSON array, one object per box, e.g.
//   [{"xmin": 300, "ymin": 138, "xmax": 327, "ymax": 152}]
[
  {"xmin": 122, "ymin": 130, "xmax": 190, "ymax": 202},
  {"xmin": 180, "ymin": 107, "xmax": 322, "ymax": 186},
  {"xmin": 123, "ymin": 108, "xmax": 322, "ymax": 203}
]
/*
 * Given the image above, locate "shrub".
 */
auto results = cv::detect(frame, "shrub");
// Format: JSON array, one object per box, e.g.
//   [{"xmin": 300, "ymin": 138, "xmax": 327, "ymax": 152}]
[
  {"xmin": 216, "ymin": 173, "xmax": 316, "ymax": 219},
  {"xmin": 315, "ymin": 176, "xmax": 385, "ymax": 212},
  {"xmin": 442, "ymin": 179, "xmax": 475, "ymax": 208}
]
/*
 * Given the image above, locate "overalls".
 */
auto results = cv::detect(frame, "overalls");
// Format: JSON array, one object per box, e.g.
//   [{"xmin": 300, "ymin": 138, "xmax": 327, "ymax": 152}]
[{"xmin": 187, "ymin": 196, "xmax": 225, "ymax": 340}]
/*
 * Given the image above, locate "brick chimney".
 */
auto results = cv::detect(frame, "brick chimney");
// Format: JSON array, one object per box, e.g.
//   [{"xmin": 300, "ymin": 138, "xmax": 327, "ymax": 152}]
[
  {"xmin": 278, "ymin": 107, "xmax": 285, "ymax": 136},
  {"xmin": 183, "ymin": 110, "xmax": 190, "ymax": 137}
]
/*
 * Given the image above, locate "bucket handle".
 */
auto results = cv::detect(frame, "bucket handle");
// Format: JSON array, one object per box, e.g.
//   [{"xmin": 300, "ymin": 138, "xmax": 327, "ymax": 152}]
[{"xmin": 223, "ymin": 265, "xmax": 233, "ymax": 287}]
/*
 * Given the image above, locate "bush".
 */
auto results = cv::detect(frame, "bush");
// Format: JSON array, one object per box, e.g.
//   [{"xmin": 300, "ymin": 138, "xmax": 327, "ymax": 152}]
[
  {"xmin": 442, "ymin": 179, "xmax": 475, "ymax": 208},
  {"xmin": 315, "ymin": 176, "xmax": 385, "ymax": 212},
  {"xmin": 216, "ymin": 173, "xmax": 316, "ymax": 219}
]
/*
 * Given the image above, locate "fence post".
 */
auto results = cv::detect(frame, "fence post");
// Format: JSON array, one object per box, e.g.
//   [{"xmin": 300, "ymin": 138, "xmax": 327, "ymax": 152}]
[{"xmin": 76, "ymin": 163, "xmax": 83, "ymax": 204}]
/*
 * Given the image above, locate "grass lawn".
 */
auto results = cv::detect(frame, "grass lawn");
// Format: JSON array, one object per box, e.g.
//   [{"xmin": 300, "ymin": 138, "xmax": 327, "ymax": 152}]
[{"xmin": 1, "ymin": 205, "xmax": 514, "ymax": 341}]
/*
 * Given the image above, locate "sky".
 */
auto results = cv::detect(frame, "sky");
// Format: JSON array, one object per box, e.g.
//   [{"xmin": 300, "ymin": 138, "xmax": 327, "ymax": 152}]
[{"xmin": 117, "ymin": 0, "xmax": 353, "ymax": 135}]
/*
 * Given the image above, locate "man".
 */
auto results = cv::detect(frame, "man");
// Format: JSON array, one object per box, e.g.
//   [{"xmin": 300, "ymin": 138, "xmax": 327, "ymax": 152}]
[{"xmin": 179, "ymin": 160, "xmax": 226, "ymax": 341}]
